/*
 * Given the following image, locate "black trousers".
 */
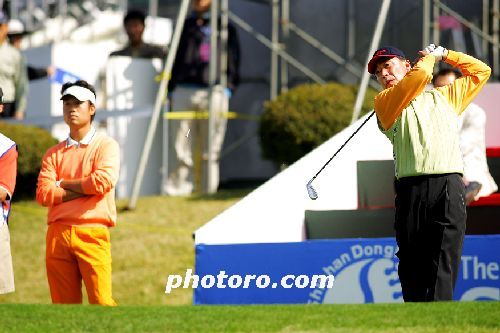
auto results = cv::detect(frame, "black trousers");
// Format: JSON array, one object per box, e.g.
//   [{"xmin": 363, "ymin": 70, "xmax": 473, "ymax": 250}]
[{"xmin": 394, "ymin": 173, "xmax": 466, "ymax": 302}]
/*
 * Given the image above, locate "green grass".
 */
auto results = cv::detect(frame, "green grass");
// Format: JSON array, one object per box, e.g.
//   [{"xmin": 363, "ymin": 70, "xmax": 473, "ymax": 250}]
[
  {"xmin": 0, "ymin": 302, "xmax": 498, "ymax": 332},
  {"xmin": 0, "ymin": 189, "xmax": 251, "ymax": 305},
  {"xmin": 0, "ymin": 190, "xmax": 499, "ymax": 333}
]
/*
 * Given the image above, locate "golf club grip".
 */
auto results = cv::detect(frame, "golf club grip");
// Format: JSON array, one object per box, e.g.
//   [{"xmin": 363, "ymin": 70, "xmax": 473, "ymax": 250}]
[{"xmin": 311, "ymin": 111, "xmax": 375, "ymax": 181}]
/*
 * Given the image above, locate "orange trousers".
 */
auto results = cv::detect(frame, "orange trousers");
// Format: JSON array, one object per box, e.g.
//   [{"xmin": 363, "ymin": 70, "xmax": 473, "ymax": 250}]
[{"xmin": 45, "ymin": 224, "xmax": 116, "ymax": 305}]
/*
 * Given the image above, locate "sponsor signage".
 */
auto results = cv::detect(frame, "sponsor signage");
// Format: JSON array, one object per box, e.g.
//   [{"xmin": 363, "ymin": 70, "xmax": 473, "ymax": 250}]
[{"xmin": 194, "ymin": 235, "xmax": 499, "ymax": 304}]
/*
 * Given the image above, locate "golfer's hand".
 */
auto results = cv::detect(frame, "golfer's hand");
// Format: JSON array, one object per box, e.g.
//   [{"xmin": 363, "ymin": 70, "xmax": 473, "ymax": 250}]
[{"xmin": 418, "ymin": 44, "xmax": 448, "ymax": 61}]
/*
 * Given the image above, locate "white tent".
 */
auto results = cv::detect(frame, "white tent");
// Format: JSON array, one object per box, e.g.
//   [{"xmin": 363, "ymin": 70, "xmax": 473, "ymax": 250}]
[{"xmin": 194, "ymin": 112, "xmax": 394, "ymax": 245}]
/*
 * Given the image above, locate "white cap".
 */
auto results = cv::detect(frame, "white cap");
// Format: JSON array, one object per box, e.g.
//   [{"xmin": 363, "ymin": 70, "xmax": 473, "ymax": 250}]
[
  {"xmin": 60, "ymin": 86, "xmax": 96, "ymax": 105},
  {"xmin": 8, "ymin": 19, "xmax": 24, "ymax": 35}
]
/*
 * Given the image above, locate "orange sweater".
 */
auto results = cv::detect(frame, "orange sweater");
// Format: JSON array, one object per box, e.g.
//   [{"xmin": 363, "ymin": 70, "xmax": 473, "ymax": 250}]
[{"xmin": 36, "ymin": 133, "xmax": 120, "ymax": 227}]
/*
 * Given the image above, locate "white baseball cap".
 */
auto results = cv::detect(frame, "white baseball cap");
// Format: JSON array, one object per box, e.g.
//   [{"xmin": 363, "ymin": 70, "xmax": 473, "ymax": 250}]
[
  {"xmin": 8, "ymin": 19, "xmax": 25, "ymax": 35},
  {"xmin": 60, "ymin": 85, "xmax": 96, "ymax": 105}
]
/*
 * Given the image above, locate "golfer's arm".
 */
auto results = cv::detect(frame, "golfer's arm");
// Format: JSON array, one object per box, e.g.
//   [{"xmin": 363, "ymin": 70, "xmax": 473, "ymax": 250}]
[
  {"xmin": 437, "ymin": 50, "xmax": 492, "ymax": 115},
  {"xmin": 60, "ymin": 179, "xmax": 85, "ymax": 194},
  {"xmin": 62, "ymin": 189, "xmax": 86, "ymax": 202},
  {"xmin": 375, "ymin": 55, "xmax": 436, "ymax": 130}
]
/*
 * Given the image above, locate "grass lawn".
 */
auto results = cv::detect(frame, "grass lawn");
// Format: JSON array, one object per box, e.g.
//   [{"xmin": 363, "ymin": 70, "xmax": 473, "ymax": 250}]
[
  {"xmin": 1, "ymin": 189, "xmax": 499, "ymax": 333},
  {"xmin": 0, "ymin": 302, "xmax": 498, "ymax": 333},
  {"xmin": 0, "ymin": 189, "xmax": 251, "ymax": 305}
]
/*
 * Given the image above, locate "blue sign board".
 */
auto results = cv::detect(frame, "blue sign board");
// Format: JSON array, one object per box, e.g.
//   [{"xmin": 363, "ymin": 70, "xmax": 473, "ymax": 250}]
[{"xmin": 194, "ymin": 235, "xmax": 499, "ymax": 304}]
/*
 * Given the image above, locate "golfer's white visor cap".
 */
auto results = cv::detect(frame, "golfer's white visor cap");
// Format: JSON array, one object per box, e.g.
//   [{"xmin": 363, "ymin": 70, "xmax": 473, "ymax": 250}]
[{"xmin": 60, "ymin": 86, "xmax": 96, "ymax": 105}]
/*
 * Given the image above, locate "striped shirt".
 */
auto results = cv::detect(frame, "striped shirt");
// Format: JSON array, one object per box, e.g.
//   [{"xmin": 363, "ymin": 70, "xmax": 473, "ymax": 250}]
[{"xmin": 374, "ymin": 50, "xmax": 491, "ymax": 179}]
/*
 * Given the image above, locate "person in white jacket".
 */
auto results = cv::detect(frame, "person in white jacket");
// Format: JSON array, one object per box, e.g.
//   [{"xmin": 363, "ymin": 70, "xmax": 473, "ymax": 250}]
[{"xmin": 433, "ymin": 68, "xmax": 498, "ymax": 203}]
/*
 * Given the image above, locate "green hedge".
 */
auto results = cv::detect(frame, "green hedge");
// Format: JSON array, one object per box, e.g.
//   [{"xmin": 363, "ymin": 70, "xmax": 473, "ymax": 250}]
[
  {"xmin": 0, "ymin": 122, "xmax": 58, "ymax": 199},
  {"xmin": 259, "ymin": 82, "xmax": 378, "ymax": 166}
]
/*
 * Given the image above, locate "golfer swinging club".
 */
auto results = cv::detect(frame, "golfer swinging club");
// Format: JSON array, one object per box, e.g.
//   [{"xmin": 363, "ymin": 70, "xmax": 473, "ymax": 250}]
[{"xmin": 368, "ymin": 44, "xmax": 490, "ymax": 301}]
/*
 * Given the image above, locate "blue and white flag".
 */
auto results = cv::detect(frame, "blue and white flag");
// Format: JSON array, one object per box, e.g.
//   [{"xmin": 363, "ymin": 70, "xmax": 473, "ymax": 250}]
[{"xmin": 51, "ymin": 68, "xmax": 82, "ymax": 85}]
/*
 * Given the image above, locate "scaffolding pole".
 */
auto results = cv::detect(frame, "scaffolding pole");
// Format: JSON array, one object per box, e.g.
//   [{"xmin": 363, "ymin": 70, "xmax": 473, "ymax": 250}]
[
  {"xmin": 220, "ymin": 0, "xmax": 229, "ymax": 88},
  {"xmin": 287, "ymin": 21, "xmax": 379, "ymax": 89},
  {"xmin": 128, "ymin": 0, "xmax": 191, "ymax": 210},
  {"xmin": 351, "ymin": 0, "xmax": 391, "ymax": 123},
  {"xmin": 347, "ymin": 0, "xmax": 356, "ymax": 59},
  {"xmin": 494, "ymin": 0, "xmax": 499, "ymax": 78},
  {"xmin": 432, "ymin": 0, "xmax": 440, "ymax": 46},
  {"xmin": 423, "ymin": 0, "xmax": 430, "ymax": 47},
  {"xmin": 229, "ymin": 11, "xmax": 325, "ymax": 84},
  {"xmin": 271, "ymin": 0, "xmax": 279, "ymax": 100},
  {"xmin": 280, "ymin": 0, "xmax": 289, "ymax": 93},
  {"xmin": 436, "ymin": 1, "xmax": 500, "ymax": 47},
  {"xmin": 483, "ymin": 0, "xmax": 490, "ymax": 57}
]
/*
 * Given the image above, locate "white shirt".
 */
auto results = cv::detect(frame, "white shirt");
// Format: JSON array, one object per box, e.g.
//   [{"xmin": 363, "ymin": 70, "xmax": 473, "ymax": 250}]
[
  {"xmin": 66, "ymin": 126, "xmax": 96, "ymax": 148},
  {"xmin": 458, "ymin": 103, "xmax": 498, "ymax": 198}
]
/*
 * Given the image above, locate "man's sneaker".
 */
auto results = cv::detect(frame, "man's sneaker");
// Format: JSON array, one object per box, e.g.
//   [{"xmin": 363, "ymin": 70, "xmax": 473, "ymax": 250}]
[{"xmin": 465, "ymin": 181, "xmax": 482, "ymax": 205}]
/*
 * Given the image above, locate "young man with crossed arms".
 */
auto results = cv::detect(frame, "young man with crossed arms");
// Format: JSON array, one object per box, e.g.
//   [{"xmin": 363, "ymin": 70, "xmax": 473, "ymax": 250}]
[
  {"xmin": 368, "ymin": 44, "xmax": 490, "ymax": 301},
  {"xmin": 36, "ymin": 80, "xmax": 120, "ymax": 305}
]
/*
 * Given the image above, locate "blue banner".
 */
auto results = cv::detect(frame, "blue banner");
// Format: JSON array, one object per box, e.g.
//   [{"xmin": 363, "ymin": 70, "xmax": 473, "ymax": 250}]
[{"xmin": 194, "ymin": 235, "xmax": 500, "ymax": 304}]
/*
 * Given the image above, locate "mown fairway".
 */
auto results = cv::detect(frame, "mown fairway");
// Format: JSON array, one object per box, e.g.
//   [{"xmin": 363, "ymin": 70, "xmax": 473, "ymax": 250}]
[
  {"xmin": 0, "ymin": 191, "xmax": 499, "ymax": 333},
  {"xmin": 0, "ymin": 302, "xmax": 499, "ymax": 333},
  {"xmin": 0, "ymin": 190, "xmax": 251, "ymax": 305}
]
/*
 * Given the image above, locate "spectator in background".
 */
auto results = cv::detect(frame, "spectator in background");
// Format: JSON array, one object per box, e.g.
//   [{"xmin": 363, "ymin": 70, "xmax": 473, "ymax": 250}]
[
  {"xmin": 433, "ymin": 68, "xmax": 498, "ymax": 203},
  {"xmin": 7, "ymin": 19, "xmax": 55, "ymax": 81},
  {"xmin": 165, "ymin": 0, "xmax": 240, "ymax": 195},
  {"xmin": 109, "ymin": 9, "xmax": 166, "ymax": 59},
  {"xmin": 0, "ymin": 87, "xmax": 18, "ymax": 295},
  {"xmin": 36, "ymin": 80, "xmax": 120, "ymax": 305},
  {"xmin": 0, "ymin": 11, "xmax": 28, "ymax": 119}
]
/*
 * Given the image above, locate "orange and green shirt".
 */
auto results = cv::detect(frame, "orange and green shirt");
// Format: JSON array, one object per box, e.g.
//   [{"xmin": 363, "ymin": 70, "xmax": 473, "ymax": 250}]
[{"xmin": 374, "ymin": 50, "xmax": 491, "ymax": 179}]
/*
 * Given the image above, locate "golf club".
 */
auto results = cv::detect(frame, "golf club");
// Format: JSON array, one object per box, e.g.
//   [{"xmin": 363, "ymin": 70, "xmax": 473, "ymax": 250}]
[{"xmin": 306, "ymin": 111, "xmax": 376, "ymax": 200}]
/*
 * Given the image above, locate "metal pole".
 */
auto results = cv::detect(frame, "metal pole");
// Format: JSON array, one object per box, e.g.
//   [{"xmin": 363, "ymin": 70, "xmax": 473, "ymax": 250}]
[
  {"xmin": 128, "ymin": 0, "xmax": 191, "ymax": 210},
  {"xmin": 42, "ymin": 0, "xmax": 50, "ymax": 42},
  {"xmin": 423, "ymin": 0, "xmax": 430, "ymax": 48},
  {"xmin": 351, "ymin": 0, "xmax": 391, "ymax": 123},
  {"xmin": 494, "ymin": 0, "xmax": 499, "ymax": 78},
  {"xmin": 347, "ymin": 0, "xmax": 355, "ymax": 59},
  {"xmin": 8, "ymin": 0, "xmax": 17, "ymax": 19},
  {"xmin": 436, "ymin": 1, "xmax": 500, "ymax": 47},
  {"xmin": 220, "ymin": 0, "xmax": 229, "ymax": 88},
  {"xmin": 432, "ymin": 0, "xmax": 440, "ymax": 46},
  {"xmin": 59, "ymin": 0, "xmax": 67, "ymax": 41},
  {"xmin": 280, "ymin": 0, "xmax": 289, "ymax": 93},
  {"xmin": 206, "ymin": 0, "xmax": 219, "ymax": 194},
  {"xmin": 26, "ymin": 0, "xmax": 35, "ymax": 31},
  {"xmin": 229, "ymin": 11, "xmax": 325, "ymax": 84},
  {"xmin": 483, "ymin": 0, "xmax": 490, "ymax": 57},
  {"xmin": 149, "ymin": 0, "xmax": 158, "ymax": 18},
  {"xmin": 271, "ymin": 0, "xmax": 279, "ymax": 100},
  {"xmin": 287, "ymin": 21, "xmax": 379, "ymax": 89}
]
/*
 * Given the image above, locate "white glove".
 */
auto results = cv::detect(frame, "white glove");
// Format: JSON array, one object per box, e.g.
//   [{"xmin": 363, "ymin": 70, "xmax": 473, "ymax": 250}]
[
  {"xmin": 430, "ymin": 45, "xmax": 447, "ymax": 61},
  {"xmin": 423, "ymin": 43, "xmax": 436, "ymax": 55},
  {"xmin": 422, "ymin": 43, "xmax": 447, "ymax": 61}
]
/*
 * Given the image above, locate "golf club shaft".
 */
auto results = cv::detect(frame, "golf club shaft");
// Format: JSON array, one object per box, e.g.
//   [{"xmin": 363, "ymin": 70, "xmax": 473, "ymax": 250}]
[{"xmin": 310, "ymin": 111, "xmax": 376, "ymax": 182}]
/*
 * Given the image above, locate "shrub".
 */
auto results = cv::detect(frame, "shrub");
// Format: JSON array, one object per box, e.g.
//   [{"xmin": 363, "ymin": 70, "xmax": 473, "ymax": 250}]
[
  {"xmin": 0, "ymin": 122, "xmax": 58, "ymax": 199},
  {"xmin": 259, "ymin": 82, "xmax": 378, "ymax": 166}
]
